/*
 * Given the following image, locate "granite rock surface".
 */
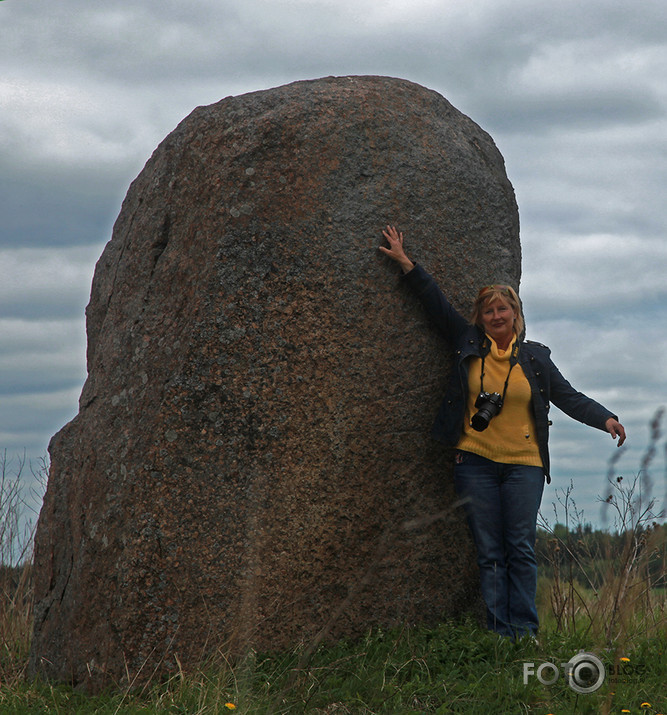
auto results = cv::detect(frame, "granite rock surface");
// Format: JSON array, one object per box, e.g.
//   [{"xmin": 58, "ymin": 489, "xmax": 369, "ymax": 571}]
[{"xmin": 30, "ymin": 75, "xmax": 520, "ymax": 689}]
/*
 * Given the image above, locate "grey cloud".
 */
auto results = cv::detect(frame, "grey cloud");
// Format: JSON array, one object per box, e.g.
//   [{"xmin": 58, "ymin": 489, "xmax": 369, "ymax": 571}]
[
  {"xmin": 0, "ymin": 389, "xmax": 80, "ymax": 457},
  {"xmin": 6, "ymin": 0, "xmax": 664, "ymax": 97},
  {"xmin": 0, "ymin": 247, "xmax": 102, "ymax": 319},
  {"xmin": 0, "ymin": 366, "xmax": 84, "ymax": 397},
  {"xmin": 520, "ymin": 234, "xmax": 667, "ymax": 315},
  {"xmin": 478, "ymin": 88, "xmax": 664, "ymax": 133},
  {"xmin": 0, "ymin": 318, "xmax": 86, "ymax": 396},
  {"xmin": 0, "ymin": 164, "xmax": 127, "ymax": 248}
]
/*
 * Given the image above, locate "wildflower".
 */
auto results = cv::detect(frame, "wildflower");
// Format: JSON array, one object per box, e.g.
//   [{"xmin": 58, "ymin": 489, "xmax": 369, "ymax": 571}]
[
  {"xmin": 225, "ymin": 704, "xmax": 236, "ymax": 711},
  {"xmin": 621, "ymin": 710, "xmax": 631, "ymax": 714},
  {"xmin": 641, "ymin": 705, "xmax": 652, "ymax": 709},
  {"xmin": 620, "ymin": 657, "xmax": 630, "ymax": 662}
]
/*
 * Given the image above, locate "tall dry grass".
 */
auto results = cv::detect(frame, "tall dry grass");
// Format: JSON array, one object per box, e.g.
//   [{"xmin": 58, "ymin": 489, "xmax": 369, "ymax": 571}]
[
  {"xmin": 0, "ymin": 451, "xmax": 45, "ymax": 685},
  {"xmin": 537, "ymin": 407, "xmax": 667, "ymax": 649}
]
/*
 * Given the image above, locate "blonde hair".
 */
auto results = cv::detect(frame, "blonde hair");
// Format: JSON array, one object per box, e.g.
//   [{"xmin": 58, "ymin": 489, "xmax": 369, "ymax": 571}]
[{"xmin": 470, "ymin": 284, "xmax": 525, "ymax": 339}]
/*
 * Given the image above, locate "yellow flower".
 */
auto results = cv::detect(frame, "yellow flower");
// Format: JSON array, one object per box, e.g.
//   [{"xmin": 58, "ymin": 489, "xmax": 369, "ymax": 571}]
[
  {"xmin": 620, "ymin": 657, "xmax": 630, "ymax": 662},
  {"xmin": 641, "ymin": 705, "xmax": 652, "ymax": 709},
  {"xmin": 621, "ymin": 710, "xmax": 631, "ymax": 713},
  {"xmin": 225, "ymin": 705, "xmax": 236, "ymax": 711}
]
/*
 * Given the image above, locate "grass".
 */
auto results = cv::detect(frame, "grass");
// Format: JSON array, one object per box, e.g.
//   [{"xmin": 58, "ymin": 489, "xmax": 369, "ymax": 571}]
[{"xmin": 1, "ymin": 619, "xmax": 665, "ymax": 713}]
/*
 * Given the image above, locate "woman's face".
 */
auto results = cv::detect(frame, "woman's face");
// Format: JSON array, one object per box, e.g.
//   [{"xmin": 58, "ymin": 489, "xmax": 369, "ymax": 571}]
[{"xmin": 479, "ymin": 297, "xmax": 516, "ymax": 346}]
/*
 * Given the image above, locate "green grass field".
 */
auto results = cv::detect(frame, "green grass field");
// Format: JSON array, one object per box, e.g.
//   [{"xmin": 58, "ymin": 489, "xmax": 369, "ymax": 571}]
[{"xmin": 1, "ymin": 616, "xmax": 665, "ymax": 714}]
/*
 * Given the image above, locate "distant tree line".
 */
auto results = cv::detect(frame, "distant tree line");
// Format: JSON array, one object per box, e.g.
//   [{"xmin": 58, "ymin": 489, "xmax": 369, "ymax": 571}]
[{"xmin": 536, "ymin": 522, "xmax": 667, "ymax": 591}]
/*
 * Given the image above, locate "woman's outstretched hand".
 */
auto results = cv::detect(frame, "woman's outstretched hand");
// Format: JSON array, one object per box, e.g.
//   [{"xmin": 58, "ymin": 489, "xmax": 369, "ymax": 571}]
[
  {"xmin": 605, "ymin": 417, "xmax": 627, "ymax": 447},
  {"xmin": 379, "ymin": 225, "xmax": 415, "ymax": 274}
]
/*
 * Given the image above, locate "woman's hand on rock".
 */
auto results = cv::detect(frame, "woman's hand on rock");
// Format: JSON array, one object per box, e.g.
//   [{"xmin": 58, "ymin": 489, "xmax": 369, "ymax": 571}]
[{"xmin": 379, "ymin": 225, "xmax": 414, "ymax": 273}]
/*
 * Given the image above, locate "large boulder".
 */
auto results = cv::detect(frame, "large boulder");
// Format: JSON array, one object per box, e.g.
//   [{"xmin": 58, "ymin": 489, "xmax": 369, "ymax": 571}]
[{"xmin": 30, "ymin": 76, "xmax": 520, "ymax": 689}]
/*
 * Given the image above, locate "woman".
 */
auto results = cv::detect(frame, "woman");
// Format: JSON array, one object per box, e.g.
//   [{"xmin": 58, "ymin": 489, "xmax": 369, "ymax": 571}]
[{"xmin": 379, "ymin": 225, "xmax": 626, "ymax": 639}]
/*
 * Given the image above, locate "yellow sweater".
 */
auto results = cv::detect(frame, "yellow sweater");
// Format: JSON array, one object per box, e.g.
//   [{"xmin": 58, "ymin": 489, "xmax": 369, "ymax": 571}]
[{"xmin": 456, "ymin": 336, "xmax": 543, "ymax": 467}]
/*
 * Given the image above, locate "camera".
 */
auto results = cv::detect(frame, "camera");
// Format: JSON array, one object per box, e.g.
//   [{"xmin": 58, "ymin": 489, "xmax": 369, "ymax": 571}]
[{"xmin": 471, "ymin": 391, "xmax": 503, "ymax": 431}]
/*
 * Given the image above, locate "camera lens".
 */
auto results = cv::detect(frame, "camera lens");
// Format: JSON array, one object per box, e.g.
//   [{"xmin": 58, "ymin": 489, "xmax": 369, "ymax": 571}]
[{"xmin": 471, "ymin": 410, "xmax": 492, "ymax": 431}]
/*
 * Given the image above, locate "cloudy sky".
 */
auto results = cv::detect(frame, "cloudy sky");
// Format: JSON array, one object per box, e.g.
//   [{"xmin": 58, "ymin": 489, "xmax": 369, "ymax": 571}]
[{"xmin": 2, "ymin": 0, "xmax": 665, "ymax": 530}]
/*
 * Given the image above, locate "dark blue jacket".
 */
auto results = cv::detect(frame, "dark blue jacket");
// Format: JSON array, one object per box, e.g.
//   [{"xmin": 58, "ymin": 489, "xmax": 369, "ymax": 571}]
[{"xmin": 402, "ymin": 264, "xmax": 617, "ymax": 481}]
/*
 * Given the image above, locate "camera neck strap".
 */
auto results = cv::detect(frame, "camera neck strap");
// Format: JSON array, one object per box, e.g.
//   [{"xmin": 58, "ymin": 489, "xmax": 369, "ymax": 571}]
[{"xmin": 479, "ymin": 339, "xmax": 520, "ymax": 402}]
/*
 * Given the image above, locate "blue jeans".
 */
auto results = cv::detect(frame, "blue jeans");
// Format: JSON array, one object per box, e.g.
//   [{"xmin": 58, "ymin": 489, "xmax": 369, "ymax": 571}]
[{"xmin": 454, "ymin": 451, "xmax": 544, "ymax": 639}]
